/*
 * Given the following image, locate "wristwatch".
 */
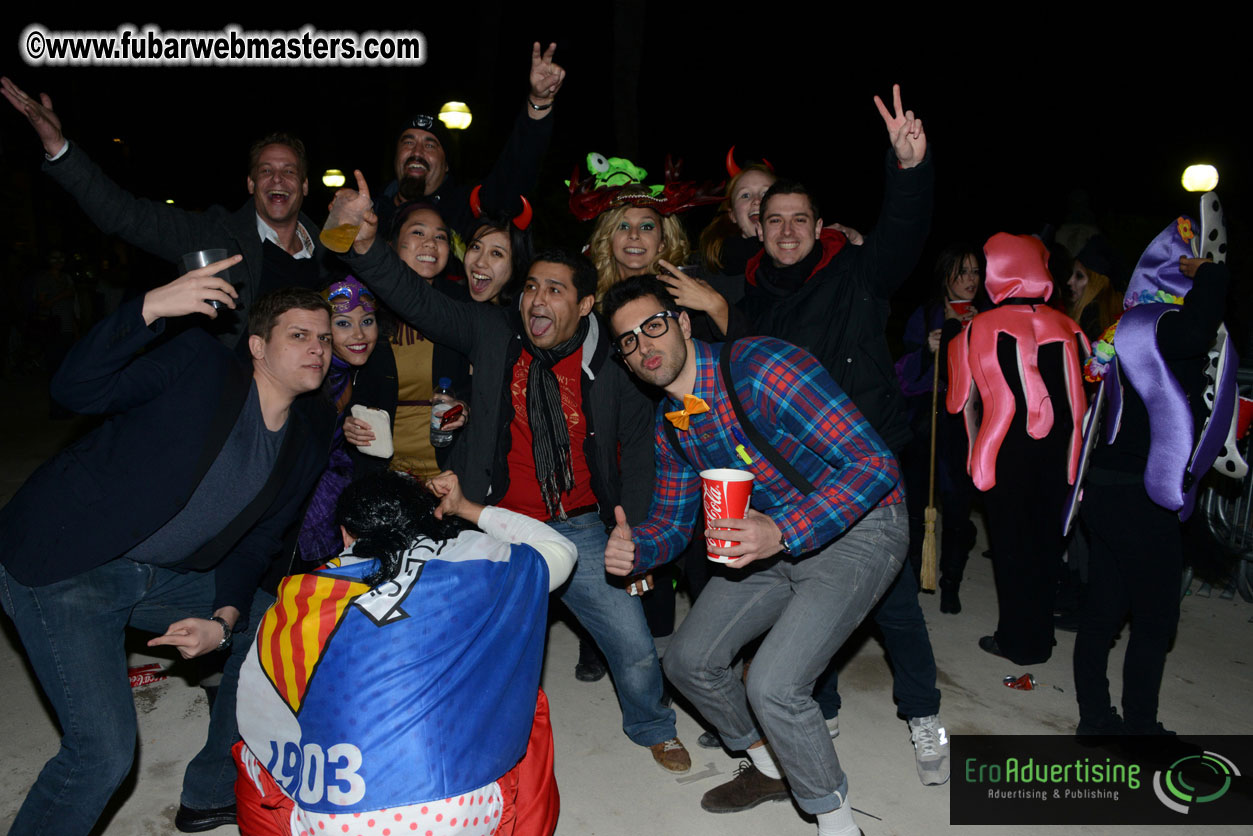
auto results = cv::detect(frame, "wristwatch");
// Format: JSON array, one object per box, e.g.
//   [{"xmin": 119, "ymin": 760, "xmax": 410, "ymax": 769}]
[{"xmin": 208, "ymin": 615, "xmax": 232, "ymax": 650}]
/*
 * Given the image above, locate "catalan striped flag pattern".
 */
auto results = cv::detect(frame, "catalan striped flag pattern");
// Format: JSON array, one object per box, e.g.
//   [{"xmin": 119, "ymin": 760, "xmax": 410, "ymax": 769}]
[
  {"xmin": 257, "ymin": 571, "xmax": 369, "ymax": 714},
  {"xmin": 237, "ymin": 532, "xmax": 552, "ymax": 813}
]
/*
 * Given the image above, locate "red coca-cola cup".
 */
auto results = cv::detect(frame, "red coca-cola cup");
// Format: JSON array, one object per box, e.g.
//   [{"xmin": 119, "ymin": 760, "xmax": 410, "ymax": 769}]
[{"xmin": 700, "ymin": 468, "xmax": 754, "ymax": 562}]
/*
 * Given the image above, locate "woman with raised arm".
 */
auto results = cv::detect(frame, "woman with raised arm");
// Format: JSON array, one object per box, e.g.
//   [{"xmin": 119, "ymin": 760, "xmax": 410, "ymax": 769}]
[{"xmin": 344, "ymin": 201, "xmax": 470, "ymax": 479}]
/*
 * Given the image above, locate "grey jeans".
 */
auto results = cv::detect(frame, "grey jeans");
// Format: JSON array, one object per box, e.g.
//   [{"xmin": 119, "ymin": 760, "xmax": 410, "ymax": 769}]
[{"xmin": 665, "ymin": 503, "xmax": 907, "ymax": 814}]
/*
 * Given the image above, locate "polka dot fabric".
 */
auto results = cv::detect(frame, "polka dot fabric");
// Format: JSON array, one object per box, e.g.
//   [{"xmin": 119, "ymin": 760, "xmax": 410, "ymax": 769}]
[{"xmin": 295, "ymin": 783, "xmax": 503, "ymax": 836}]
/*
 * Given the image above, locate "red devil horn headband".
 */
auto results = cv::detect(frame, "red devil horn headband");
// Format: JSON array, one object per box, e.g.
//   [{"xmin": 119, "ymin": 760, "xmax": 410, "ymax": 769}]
[
  {"xmin": 470, "ymin": 185, "xmax": 533, "ymax": 231},
  {"xmin": 514, "ymin": 195, "xmax": 533, "ymax": 231},
  {"xmin": 725, "ymin": 145, "xmax": 774, "ymax": 178}
]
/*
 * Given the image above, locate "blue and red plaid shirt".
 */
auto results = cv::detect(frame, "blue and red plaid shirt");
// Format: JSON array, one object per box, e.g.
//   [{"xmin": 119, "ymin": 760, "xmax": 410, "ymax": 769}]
[{"xmin": 631, "ymin": 337, "xmax": 904, "ymax": 572}]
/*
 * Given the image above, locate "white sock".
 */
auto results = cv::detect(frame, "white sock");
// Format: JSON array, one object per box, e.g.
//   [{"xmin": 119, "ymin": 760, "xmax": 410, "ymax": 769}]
[
  {"xmin": 816, "ymin": 800, "xmax": 858, "ymax": 836},
  {"xmin": 746, "ymin": 744, "xmax": 782, "ymax": 780}
]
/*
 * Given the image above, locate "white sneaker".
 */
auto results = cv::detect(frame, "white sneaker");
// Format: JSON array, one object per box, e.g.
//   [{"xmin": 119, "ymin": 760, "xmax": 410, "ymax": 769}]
[{"xmin": 909, "ymin": 714, "xmax": 950, "ymax": 786}]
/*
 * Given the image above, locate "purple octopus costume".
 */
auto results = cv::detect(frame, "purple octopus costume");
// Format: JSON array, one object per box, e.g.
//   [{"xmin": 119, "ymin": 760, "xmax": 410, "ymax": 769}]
[{"xmin": 1071, "ymin": 193, "xmax": 1243, "ymax": 734}]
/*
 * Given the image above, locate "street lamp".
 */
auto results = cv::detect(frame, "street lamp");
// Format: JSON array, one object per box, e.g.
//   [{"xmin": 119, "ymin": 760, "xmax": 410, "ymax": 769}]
[
  {"xmin": 439, "ymin": 102, "xmax": 472, "ymax": 131},
  {"xmin": 1181, "ymin": 164, "xmax": 1218, "ymax": 192}
]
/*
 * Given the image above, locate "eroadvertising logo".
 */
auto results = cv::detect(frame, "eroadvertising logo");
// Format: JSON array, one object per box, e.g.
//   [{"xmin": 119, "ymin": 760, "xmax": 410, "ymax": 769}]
[
  {"xmin": 951, "ymin": 735, "xmax": 1253, "ymax": 825},
  {"xmin": 1153, "ymin": 750, "xmax": 1240, "ymax": 814}
]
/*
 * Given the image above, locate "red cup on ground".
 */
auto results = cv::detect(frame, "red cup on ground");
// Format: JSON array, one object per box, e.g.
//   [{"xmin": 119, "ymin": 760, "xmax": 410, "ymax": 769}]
[
  {"xmin": 1237, "ymin": 396, "xmax": 1253, "ymax": 441},
  {"xmin": 700, "ymin": 468, "xmax": 754, "ymax": 562}
]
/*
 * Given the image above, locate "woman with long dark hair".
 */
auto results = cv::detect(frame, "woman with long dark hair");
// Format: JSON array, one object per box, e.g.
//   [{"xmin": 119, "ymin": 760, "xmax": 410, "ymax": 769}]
[
  {"xmin": 296, "ymin": 276, "xmax": 397, "ymax": 562},
  {"xmin": 896, "ymin": 244, "xmax": 985, "ymax": 612},
  {"xmin": 464, "ymin": 193, "xmax": 535, "ymax": 306},
  {"xmin": 344, "ymin": 201, "xmax": 471, "ymax": 479}
]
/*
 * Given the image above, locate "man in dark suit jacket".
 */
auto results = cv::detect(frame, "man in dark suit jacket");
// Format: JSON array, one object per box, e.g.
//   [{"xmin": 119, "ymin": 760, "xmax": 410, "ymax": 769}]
[
  {"xmin": 1, "ymin": 76, "xmax": 336, "ymax": 349},
  {"xmin": 0, "ymin": 264, "xmax": 334, "ymax": 836}
]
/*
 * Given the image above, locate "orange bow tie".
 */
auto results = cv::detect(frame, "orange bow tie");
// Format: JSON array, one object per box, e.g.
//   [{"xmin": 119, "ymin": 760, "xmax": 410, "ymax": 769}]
[{"xmin": 665, "ymin": 394, "xmax": 709, "ymax": 430}]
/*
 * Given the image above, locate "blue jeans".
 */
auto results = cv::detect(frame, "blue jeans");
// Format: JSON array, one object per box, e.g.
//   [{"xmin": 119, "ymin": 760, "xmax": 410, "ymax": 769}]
[
  {"xmin": 813, "ymin": 562, "xmax": 941, "ymax": 719},
  {"xmin": 0, "ymin": 559, "xmax": 218, "ymax": 836},
  {"xmin": 553, "ymin": 512, "xmax": 675, "ymax": 746},
  {"xmin": 180, "ymin": 586, "xmax": 276, "ymax": 809},
  {"xmin": 665, "ymin": 504, "xmax": 907, "ymax": 815}
]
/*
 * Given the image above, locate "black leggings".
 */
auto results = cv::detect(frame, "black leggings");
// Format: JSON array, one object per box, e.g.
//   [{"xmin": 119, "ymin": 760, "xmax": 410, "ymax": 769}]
[
  {"xmin": 981, "ymin": 431, "xmax": 1069, "ymax": 664},
  {"xmin": 1073, "ymin": 481, "xmax": 1182, "ymax": 728}
]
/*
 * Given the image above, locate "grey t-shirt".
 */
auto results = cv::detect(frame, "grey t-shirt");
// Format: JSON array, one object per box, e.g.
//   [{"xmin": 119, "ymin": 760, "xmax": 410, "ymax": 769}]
[{"xmin": 124, "ymin": 382, "xmax": 287, "ymax": 565}]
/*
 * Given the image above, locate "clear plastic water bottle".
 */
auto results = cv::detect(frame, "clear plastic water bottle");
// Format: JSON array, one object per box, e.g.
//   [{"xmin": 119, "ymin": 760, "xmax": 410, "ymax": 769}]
[{"xmin": 430, "ymin": 377, "xmax": 457, "ymax": 448}]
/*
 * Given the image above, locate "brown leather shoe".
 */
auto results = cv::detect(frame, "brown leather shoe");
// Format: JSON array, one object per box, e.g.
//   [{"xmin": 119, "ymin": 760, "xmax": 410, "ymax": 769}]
[
  {"xmin": 700, "ymin": 761, "xmax": 790, "ymax": 813},
  {"xmin": 649, "ymin": 737, "xmax": 692, "ymax": 773}
]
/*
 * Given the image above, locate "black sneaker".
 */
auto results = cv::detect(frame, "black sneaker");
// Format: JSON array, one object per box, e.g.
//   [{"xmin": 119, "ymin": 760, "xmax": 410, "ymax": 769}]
[
  {"xmin": 979, "ymin": 635, "xmax": 1052, "ymax": 665},
  {"xmin": 697, "ymin": 730, "xmax": 722, "ymax": 749},
  {"xmin": 575, "ymin": 639, "xmax": 607, "ymax": 682},
  {"xmin": 700, "ymin": 761, "xmax": 790, "ymax": 813},
  {"xmin": 1077, "ymin": 707, "xmax": 1124, "ymax": 736},
  {"xmin": 1054, "ymin": 610, "xmax": 1080, "ymax": 632},
  {"xmin": 978, "ymin": 635, "xmax": 1008, "ymax": 659},
  {"xmin": 1124, "ymin": 720, "xmax": 1176, "ymax": 736},
  {"xmin": 174, "ymin": 803, "xmax": 237, "ymax": 833},
  {"xmin": 575, "ymin": 657, "xmax": 606, "ymax": 681}
]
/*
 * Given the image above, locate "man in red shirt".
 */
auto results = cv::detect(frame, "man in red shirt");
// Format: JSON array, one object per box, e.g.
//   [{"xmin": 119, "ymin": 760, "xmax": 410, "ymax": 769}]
[{"xmin": 342, "ymin": 178, "xmax": 690, "ymax": 774}]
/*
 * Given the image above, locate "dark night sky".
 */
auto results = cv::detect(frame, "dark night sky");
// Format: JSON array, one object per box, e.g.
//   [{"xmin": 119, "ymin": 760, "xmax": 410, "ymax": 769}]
[{"xmin": 2, "ymin": 10, "xmax": 1245, "ymax": 309}]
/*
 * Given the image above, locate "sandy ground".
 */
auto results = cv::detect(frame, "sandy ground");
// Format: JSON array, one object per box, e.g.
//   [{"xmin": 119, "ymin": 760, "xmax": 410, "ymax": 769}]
[{"xmin": 2, "ymin": 376, "xmax": 1250, "ymax": 835}]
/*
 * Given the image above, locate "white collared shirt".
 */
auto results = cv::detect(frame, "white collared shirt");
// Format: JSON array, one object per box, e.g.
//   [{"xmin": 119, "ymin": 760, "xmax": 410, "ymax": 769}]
[
  {"xmin": 256, "ymin": 214, "xmax": 314, "ymax": 259},
  {"xmin": 48, "ymin": 140, "xmax": 315, "ymax": 260}
]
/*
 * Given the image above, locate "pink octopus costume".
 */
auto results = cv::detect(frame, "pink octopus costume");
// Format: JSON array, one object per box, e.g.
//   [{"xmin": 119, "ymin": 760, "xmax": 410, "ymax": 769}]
[
  {"xmin": 946, "ymin": 232, "xmax": 1089, "ymax": 664},
  {"xmin": 947, "ymin": 233, "xmax": 1090, "ymax": 491}
]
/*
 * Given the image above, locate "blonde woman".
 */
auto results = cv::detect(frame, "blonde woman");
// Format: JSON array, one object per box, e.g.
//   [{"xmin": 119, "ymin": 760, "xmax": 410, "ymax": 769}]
[
  {"xmin": 586, "ymin": 189, "xmax": 733, "ymax": 339},
  {"xmin": 1067, "ymin": 236, "xmax": 1125, "ymax": 341}
]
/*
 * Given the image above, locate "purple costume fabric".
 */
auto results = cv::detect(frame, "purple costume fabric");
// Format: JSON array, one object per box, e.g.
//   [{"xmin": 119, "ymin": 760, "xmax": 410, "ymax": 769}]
[
  {"xmin": 296, "ymin": 355, "xmax": 354, "ymax": 561},
  {"xmin": 1100, "ymin": 218, "xmax": 1238, "ymax": 519},
  {"xmin": 895, "ymin": 305, "xmax": 946, "ymax": 400},
  {"xmin": 298, "ymin": 276, "xmax": 380, "ymax": 560}
]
